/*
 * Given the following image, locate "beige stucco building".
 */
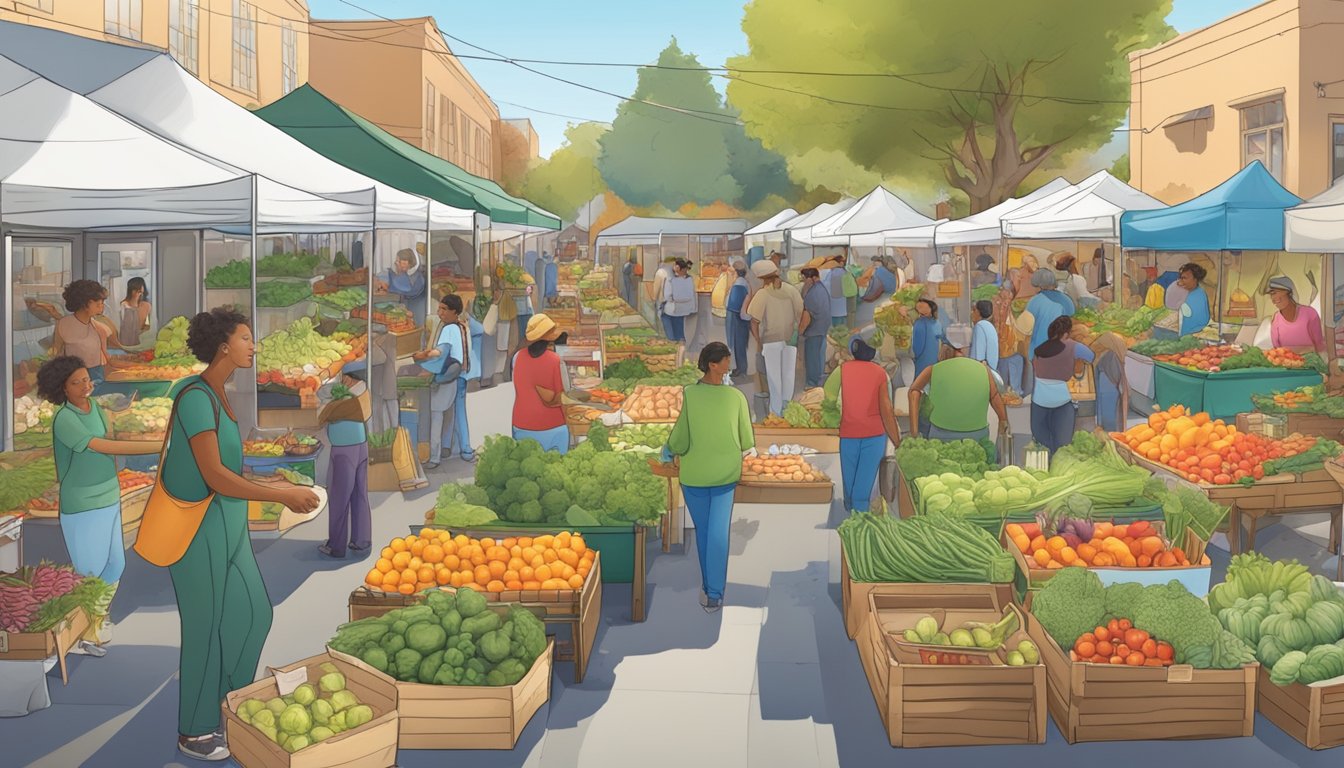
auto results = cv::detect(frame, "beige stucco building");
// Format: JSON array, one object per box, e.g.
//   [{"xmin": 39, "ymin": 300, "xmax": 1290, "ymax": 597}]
[
  {"xmin": 1129, "ymin": 0, "xmax": 1344, "ymax": 204},
  {"xmin": 504, "ymin": 118, "xmax": 541, "ymax": 160},
  {"xmin": 309, "ymin": 17, "xmax": 502, "ymax": 181},
  {"xmin": 0, "ymin": 0, "xmax": 309, "ymax": 108}
]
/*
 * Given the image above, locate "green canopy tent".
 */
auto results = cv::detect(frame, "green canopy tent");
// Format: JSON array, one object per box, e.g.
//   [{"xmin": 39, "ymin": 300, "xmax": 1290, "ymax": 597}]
[{"xmin": 255, "ymin": 85, "xmax": 560, "ymax": 231}]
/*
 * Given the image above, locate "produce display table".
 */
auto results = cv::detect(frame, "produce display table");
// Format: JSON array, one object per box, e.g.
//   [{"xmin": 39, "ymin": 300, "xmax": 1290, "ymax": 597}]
[
  {"xmin": 735, "ymin": 479, "xmax": 833, "ymax": 504},
  {"xmin": 751, "ymin": 425, "xmax": 840, "ymax": 454},
  {"xmin": 1256, "ymin": 665, "xmax": 1344, "ymax": 750},
  {"xmin": 1125, "ymin": 351, "xmax": 1156, "ymax": 415},
  {"xmin": 0, "ymin": 605, "xmax": 89, "ymax": 685},
  {"xmin": 1152, "ymin": 362, "xmax": 1321, "ymax": 420}
]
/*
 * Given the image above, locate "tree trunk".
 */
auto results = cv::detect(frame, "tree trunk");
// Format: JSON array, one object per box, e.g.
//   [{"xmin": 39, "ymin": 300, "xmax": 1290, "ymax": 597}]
[{"xmin": 943, "ymin": 90, "xmax": 1060, "ymax": 214}]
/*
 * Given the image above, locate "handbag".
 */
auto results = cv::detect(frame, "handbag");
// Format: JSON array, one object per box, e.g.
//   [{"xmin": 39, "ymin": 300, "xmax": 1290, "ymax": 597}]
[
  {"xmin": 133, "ymin": 383, "xmax": 219, "ymax": 568},
  {"xmin": 482, "ymin": 303, "xmax": 499, "ymax": 336}
]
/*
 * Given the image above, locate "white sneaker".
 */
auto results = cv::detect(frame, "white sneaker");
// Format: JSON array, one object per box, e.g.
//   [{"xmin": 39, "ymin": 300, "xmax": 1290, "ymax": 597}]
[
  {"xmin": 77, "ymin": 640, "xmax": 107, "ymax": 657},
  {"xmin": 178, "ymin": 732, "xmax": 230, "ymax": 762}
]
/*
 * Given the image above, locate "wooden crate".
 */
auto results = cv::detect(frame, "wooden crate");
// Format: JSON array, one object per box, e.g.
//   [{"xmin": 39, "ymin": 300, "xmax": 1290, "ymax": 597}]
[
  {"xmin": 751, "ymin": 425, "xmax": 840, "ymax": 454},
  {"xmin": 1256, "ymin": 667, "xmax": 1344, "ymax": 750},
  {"xmin": 333, "ymin": 641, "xmax": 553, "ymax": 750},
  {"xmin": 838, "ymin": 548, "xmax": 1013, "ymax": 640},
  {"xmin": 1238, "ymin": 412, "xmax": 1344, "ymax": 442},
  {"xmin": 222, "ymin": 651, "xmax": 399, "ymax": 768},
  {"xmin": 347, "ymin": 553, "xmax": 601, "ymax": 683},
  {"xmin": 1025, "ymin": 611, "xmax": 1257, "ymax": 743},
  {"xmin": 735, "ymin": 480, "xmax": 833, "ymax": 505},
  {"xmin": 893, "ymin": 464, "xmax": 917, "ymax": 519},
  {"xmin": 1002, "ymin": 530, "xmax": 1213, "ymax": 597},
  {"xmin": 0, "ymin": 605, "xmax": 89, "ymax": 685},
  {"xmin": 856, "ymin": 592, "xmax": 1046, "ymax": 747}
]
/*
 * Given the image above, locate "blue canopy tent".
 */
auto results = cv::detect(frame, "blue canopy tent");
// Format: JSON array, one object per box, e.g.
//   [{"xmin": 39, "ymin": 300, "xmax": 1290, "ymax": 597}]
[{"xmin": 1120, "ymin": 161, "xmax": 1301, "ymax": 251}]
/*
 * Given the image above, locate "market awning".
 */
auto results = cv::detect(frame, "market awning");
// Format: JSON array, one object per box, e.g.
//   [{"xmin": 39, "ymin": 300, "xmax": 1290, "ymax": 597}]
[
  {"xmin": 744, "ymin": 208, "xmax": 798, "ymax": 236},
  {"xmin": 781, "ymin": 199, "xmax": 858, "ymax": 246},
  {"xmin": 0, "ymin": 56, "xmax": 362, "ymax": 232},
  {"xmin": 1120, "ymin": 161, "xmax": 1301, "ymax": 251},
  {"xmin": 934, "ymin": 178, "xmax": 1073, "ymax": 246},
  {"xmin": 808, "ymin": 186, "xmax": 936, "ymax": 244},
  {"xmin": 255, "ymin": 85, "xmax": 560, "ymax": 231},
  {"xmin": 1162, "ymin": 105, "xmax": 1214, "ymax": 129},
  {"xmin": 1285, "ymin": 177, "xmax": 1344, "ymax": 252},
  {"xmin": 1001, "ymin": 170, "xmax": 1165, "ymax": 241},
  {"xmin": 595, "ymin": 216, "xmax": 748, "ymax": 242},
  {"xmin": 0, "ymin": 21, "xmax": 462, "ymax": 231}
]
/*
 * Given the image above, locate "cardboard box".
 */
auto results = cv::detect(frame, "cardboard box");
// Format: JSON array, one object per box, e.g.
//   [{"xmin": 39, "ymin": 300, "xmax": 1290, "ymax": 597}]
[
  {"xmin": 856, "ymin": 591, "xmax": 1046, "ymax": 747},
  {"xmin": 1025, "ymin": 611, "xmax": 1257, "ymax": 743},
  {"xmin": 839, "ymin": 548, "xmax": 1013, "ymax": 640},
  {"xmin": 751, "ymin": 426, "xmax": 840, "ymax": 454},
  {"xmin": 0, "ymin": 605, "xmax": 89, "ymax": 685},
  {"xmin": 332, "ymin": 641, "xmax": 554, "ymax": 750},
  {"xmin": 1256, "ymin": 667, "xmax": 1344, "ymax": 750},
  {"xmin": 734, "ymin": 480, "xmax": 833, "ymax": 505},
  {"xmin": 222, "ymin": 652, "xmax": 399, "ymax": 768}
]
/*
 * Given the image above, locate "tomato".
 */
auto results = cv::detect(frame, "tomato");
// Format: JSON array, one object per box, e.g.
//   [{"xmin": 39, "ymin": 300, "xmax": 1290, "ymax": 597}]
[{"xmin": 1118, "ymin": 619, "xmax": 1133, "ymax": 631}]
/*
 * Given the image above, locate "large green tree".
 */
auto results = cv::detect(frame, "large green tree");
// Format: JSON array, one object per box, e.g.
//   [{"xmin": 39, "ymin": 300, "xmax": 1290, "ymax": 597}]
[
  {"xmin": 599, "ymin": 40, "xmax": 792, "ymax": 209},
  {"xmin": 520, "ymin": 122, "xmax": 609, "ymax": 222},
  {"xmin": 727, "ymin": 0, "xmax": 1174, "ymax": 212}
]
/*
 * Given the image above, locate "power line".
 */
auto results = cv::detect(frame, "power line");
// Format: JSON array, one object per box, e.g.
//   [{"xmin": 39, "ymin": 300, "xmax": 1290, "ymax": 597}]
[{"xmin": 496, "ymin": 101, "xmax": 612, "ymax": 125}]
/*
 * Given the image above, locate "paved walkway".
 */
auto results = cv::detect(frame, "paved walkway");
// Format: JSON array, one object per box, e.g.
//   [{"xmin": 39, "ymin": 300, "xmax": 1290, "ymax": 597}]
[{"xmin": 3, "ymin": 385, "xmax": 1343, "ymax": 767}]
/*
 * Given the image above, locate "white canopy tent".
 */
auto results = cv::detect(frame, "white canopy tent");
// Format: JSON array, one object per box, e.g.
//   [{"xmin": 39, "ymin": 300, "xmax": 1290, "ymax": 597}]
[
  {"xmin": 934, "ymin": 178, "xmax": 1074, "ymax": 247},
  {"xmin": 1001, "ymin": 170, "xmax": 1164, "ymax": 241},
  {"xmin": 0, "ymin": 21, "xmax": 468, "ymax": 232},
  {"xmin": 744, "ymin": 208, "xmax": 798, "ymax": 238},
  {"xmin": 781, "ymin": 198, "xmax": 857, "ymax": 246},
  {"xmin": 1285, "ymin": 179, "xmax": 1344, "ymax": 252},
  {"xmin": 809, "ymin": 187, "xmax": 936, "ymax": 245}
]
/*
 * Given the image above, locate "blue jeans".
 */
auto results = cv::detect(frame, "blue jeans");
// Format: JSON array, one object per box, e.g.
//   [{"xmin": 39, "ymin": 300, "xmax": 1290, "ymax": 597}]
[
  {"xmin": 726, "ymin": 316, "xmax": 750, "ymax": 375},
  {"xmin": 512, "ymin": 425, "xmax": 570, "ymax": 454},
  {"xmin": 1097, "ymin": 374, "xmax": 1122, "ymax": 433},
  {"xmin": 60, "ymin": 502, "xmax": 125, "ymax": 583},
  {"xmin": 840, "ymin": 435, "xmax": 886, "ymax": 512},
  {"xmin": 997, "ymin": 354, "xmax": 1024, "ymax": 394},
  {"xmin": 803, "ymin": 334, "xmax": 826, "ymax": 387},
  {"xmin": 448, "ymin": 377, "xmax": 473, "ymax": 458},
  {"xmin": 684, "ymin": 483, "xmax": 736, "ymax": 600},
  {"xmin": 831, "ymin": 316, "xmax": 847, "ymax": 328},
  {"xmin": 1031, "ymin": 401, "xmax": 1076, "ymax": 456},
  {"xmin": 662, "ymin": 313, "xmax": 686, "ymax": 341}
]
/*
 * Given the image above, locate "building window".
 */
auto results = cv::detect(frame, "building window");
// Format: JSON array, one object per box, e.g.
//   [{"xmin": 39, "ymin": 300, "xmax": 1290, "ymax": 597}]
[
  {"xmin": 439, "ymin": 96, "xmax": 452, "ymax": 159},
  {"xmin": 1333, "ymin": 122, "xmax": 1344, "ymax": 184},
  {"xmin": 281, "ymin": 22, "xmax": 298, "ymax": 96},
  {"xmin": 27, "ymin": 0, "xmax": 54, "ymax": 12},
  {"xmin": 448, "ymin": 102, "xmax": 458, "ymax": 162},
  {"xmin": 1240, "ymin": 98, "xmax": 1285, "ymax": 182},
  {"xmin": 425, "ymin": 82, "xmax": 437, "ymax": 154},
  {"xmin": 232, "ymin": 0, "xmax": 257, "ymax": 94},
  {"xmin": 169, "ymin": 0, "xmax": 199, "ymax": 74},
  {"xmin": 104, "ymin": 0, "xmax": 142, "ymax": 40},
  {"xmin": 460, "ymin": 113, "xmax": 471, "ymax": 168}
]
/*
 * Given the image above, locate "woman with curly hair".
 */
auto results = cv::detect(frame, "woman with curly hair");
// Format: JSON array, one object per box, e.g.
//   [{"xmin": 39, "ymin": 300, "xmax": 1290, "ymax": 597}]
[
  {"xmin": 37, "ymin": 355, "xmax": 161, "ymax": 655},
  {"xmin": 154, "ymin": 307, "xmax": 319, "ymax": 761},
  {"xmin": 52, "ymin": 279, "xmax": 123, "ymax": 388}
]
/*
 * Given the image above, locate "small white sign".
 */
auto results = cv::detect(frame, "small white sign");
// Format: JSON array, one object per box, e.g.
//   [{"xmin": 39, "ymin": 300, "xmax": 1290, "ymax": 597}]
[
  {"xmin": 271, "ymin": 666, "xmax": 308, "ymax": 697},
  {"xmin": 0, "ymin": 630, "xmax": 9, "ymax": 653}
]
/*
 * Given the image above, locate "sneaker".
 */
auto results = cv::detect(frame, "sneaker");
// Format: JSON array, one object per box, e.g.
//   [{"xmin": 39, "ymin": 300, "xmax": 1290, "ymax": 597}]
[
  {"xmin": 349, "ymin": 542, "xmax": 371, "ymax": 553},
  {"xmin": 461, "ymin": 453, "xmax": 478, "ymax": 464},
  {"xmin": 77, "ymin": 640, "xmax": 107, "ymax": 657},
  {"xmin": 318, "ymin": 544, "xmax": 345, "ymax": 559},
  {"xmin": 703, "ymin": 597, "xmax": 723, "ymax": 614},
  {"xmin": 424, "ymin": 461, "xmax": 441, "ymax": 470},
  {"xmin": 178, "ymin": 732, "xmax": 230, "ymax": 762}
]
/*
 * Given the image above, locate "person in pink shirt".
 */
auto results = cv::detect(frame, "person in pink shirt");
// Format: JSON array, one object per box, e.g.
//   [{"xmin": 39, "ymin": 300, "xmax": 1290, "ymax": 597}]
[{"xmin": 1267, "ymin": 276, "xmax": 1326, "ymax": 353}]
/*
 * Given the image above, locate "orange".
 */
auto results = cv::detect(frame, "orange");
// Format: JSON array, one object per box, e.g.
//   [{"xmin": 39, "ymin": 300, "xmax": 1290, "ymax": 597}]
[
  {"xmin": 470, "ymin": 552, "xmax": 487, "ymax": 567},
  {"xmin": 398, "ymin": 583, "xmax": 416, "ymax": 595},
  {"xmin": 523, "ymin": 580, "xmax": 542, "ymax": 590},
  {"xmin": 543, "ymin": 549, "xmax": 560, "ymax": 564},
  {"xmin": 380, "ymin": 547, "xmax": 396, "ymax": 560},
  {"xmin": 556, "ymin": 532, "xmax": 572, "ymax": 549},
  {"xmin": 408, "ymin": 557, "xmax": 423, "ymax": 571},
  {"xmin": 518, "ymin": 536, "xmax": 534, "ymax": 548},
  {"xmin": 1033, "ymin": 549, "xmax": 1052, "ymax": 568},
  {"xmin": 453, "ymin": 534, "xmax": 470, "ymax": 548},
  {"xmin": 376, "ymin": 558, "xmax": 395, "ymax": 573},
  {"xmin": 365, "ymin": 568, "xmax": 383, "ymax": 586},
  {"xmin": 486, "ymin": 580, "xmax": 506, "ymax": 593},
  {"xmin": 520, "ymin": 566, "xmax": 535, "ymax": 582},
  {"xmin": 521, "ymin": 547, "xmax": 538, "ymax": 563},
  {"xmin": 535, "ymin": 535, "xmax": 554, "ymax": 549},
  {"xmin": 417, "ymin": 565, "xmax": 435, "ymax": 583},
  {"xmin": 488, "ymin": 561, "xmax": 507, "ymax": 580},
  {"xmin": 577, "ymin": 565, "xmax": 590, "ymax": 578},
  {"xmin": 441, "ymin": 540, "xmax": 457, "ymax": 556},
  {"xmin": 558, "ymin": 549, "xmax": 579, "ymax": 568},
  {"xmin": 504, "ymin": 570, "xmax": 520, "ymax": 583},
  {"xmin": 480, "ymin": 537, "xmax": 496, "ymax": 549},
  {"xmin": 436, "ymin": 568, "xmax": 453, "ymax": 586},
  {"xmin": 382, "ymin": 571, "xmax": 400, "ymax": 588},
  {"xmin": 560, "ymin": 564, "xmax": 576, "ymax": 580},
  {"xmin": 535, "ymin": 564, "xmax": 553, "ymax": 581},
  {"xmin": 531, "ymin": 556, "xmax": 546, "ymax": 568},
  {"xmin": 390, "ymin": 538, "xmax": 408, "ymax": 553},
  {"xmin": 502, "ymin": 537, "xmax": 517, "ymax": 548},
  {"xmin": 572, "ymin": 538, "xmax": 587, "ymax": 555},
  {"xmin": 423, "ymin": 544, "xmax": 445, "ymax": 564},
  {"xmin": 401, "ymin": 568, "xmax": 418, "ymax": 585},
  {"xmin": 506, "ymin": 580, "xmax": 524, "ymax": 590},
  {"xmin": 1046, "ymin": 536, "xmax": 1067, "ymax": 554},
  {"xmin": 391, "ymin": 551, "xmax": 412, "ymax": 570},
  {"xmin": 568, "ymin": 574, "xmax": 585, "ymax": 589},
  {"xmin": 508, "ymin": 557, "xmax": 526, "ymax": 572},
  {"xmin": 474, "ymin": 565, "xmax": 493, "ymax": 584},
  {"xmin": 416, "ymin": 581, "xmax": 434, "ymax": 592},
  {"xmin": 450, "ymin": 571, "xmax": 465, "ymax": 587},
  {"xmin": 443, "ymin": 555, "xmax": 461, "ymax": 571}
]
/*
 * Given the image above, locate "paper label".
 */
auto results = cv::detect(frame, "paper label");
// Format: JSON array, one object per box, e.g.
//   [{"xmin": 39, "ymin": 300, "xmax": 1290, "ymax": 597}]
[
  {"xmin": 1166, "ymin": 664, "xmax": 1194, "ymax": 683},
  {"xmin": 272, "ymin": 666, "xmax": 308, "ymax": 696},
  {"xmin": 0, "ymin": 631, "xmax": 8, "ymax": 653}
]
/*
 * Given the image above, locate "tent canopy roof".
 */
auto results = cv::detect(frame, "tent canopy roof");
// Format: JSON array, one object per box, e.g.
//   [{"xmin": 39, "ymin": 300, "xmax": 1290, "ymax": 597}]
[
  {"xmin": 1121, "ymin": 161, "xmax": 1301, "ymax": 250},
  {"xmin": 595, "ymin": 216, "xmax": 748, "ymax": 241},
  {"xmin": 935, "ymin": 178, "xmax": 1073, "ymax": 246},
  {"xmin": 1281, "ymin": 176, "xmax": 1344, "ymax": 252},
  {"xmin": 256, "ymin": 85, "xmax": 559, "ymax": 230},
  {"xmin": 744, "ymin": 208, "xmax": 798, "ymax": 236},
  {"xmin": 810, "ymin": 186, "xmax": 935, "ymax": 242},
  {"xmin": 1002, "ymin": 170, "xmax": 1164, "ymax": 241}
]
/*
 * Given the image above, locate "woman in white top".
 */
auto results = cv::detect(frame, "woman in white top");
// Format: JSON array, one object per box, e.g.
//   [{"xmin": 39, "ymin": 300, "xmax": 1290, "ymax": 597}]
[
  {"xmin": 1055, "ymin": 253, "xmax": 1101, "ymax": 310},
  {"xmin": 662, "ymin": 258, "xmax": 697, "ymax": 367}
]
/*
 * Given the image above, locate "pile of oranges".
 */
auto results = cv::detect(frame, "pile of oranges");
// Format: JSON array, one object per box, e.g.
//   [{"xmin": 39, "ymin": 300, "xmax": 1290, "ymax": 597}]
[
  {"xmin": 1007, "ymin": 520, "xmax": 1193, "ymax": 570},
  {"xmin": 364, "ymin": 528, "xmax": 594, "ymax": 595}
]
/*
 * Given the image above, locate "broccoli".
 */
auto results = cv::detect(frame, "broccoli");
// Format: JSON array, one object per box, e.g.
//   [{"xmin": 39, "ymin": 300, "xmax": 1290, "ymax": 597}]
[
  {"xmin": 509, "ymin": 606, "xmax": 547, "ymax": 662},
  {"xmin": 379, "ymin": 633, "xmax": 406, "ymax": 657},
  {"xmin": 456, "ymin": 588, "xmax": 487, "ymax": 618},
  {"xmin": 440, "ymin": 608, "xmax": 463, "ymax": 636},
  {"xmin": 425, "ymin": 590, "xmax": 454, "ymax": 617},
  {"xmin": 513, "ymin": 500, "xmax": 544, "ymax": 523},
  {"xmin": 1104, "ymin": 582, "xmax": 1145, "ymax": 622},
  {"xmin": 1031, "ymin": 567, "xmax": 1107, "ymax": 650},
  {"xmin": 540, "ymin": 489, "xmax": 571, "ymax": 521},
  {"xmin": 479, "ymin": 629, "xmax": 512, "ymax": 663},
  {"xmin": 506, "ymin": 476, "xmax": 541, "ymax": 503},
  {"xmin": 487, "ymin": 659, "xmax": 529, "ymax": 686},
  {"xmin": 462, "ymin": 611, "xmax": 503, "ymax": 640},
  {"xmin": 393, "ymin": 648, "xmax": 423, "ymax": 681},
  {"xmin": 1132, "ymin": 580, "xmax": 1224, "ymax": 664},
  {"xmin": 418, "ymin": 650, "xmax": 444, "ymax": 683},
  {"xmin": 360, "ymin": 646, "xmax": 389, "ymax": 673},
  {"xmin": 406, "ymin": 622, "xmax": 447, "ymax": 655}
]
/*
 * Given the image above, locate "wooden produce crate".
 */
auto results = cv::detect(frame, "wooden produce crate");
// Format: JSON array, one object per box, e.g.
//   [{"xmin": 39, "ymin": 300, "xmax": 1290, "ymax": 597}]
[
  {"xmin": 1025, "ymin": 611, "xmax": 1257, "ymax": 743},
  {"xmin": 222, "ymin": 651, "xmax": 399, "ymax": 768},
  {"xmin": 0, "ymin": 605, "xmax": 89, "ymax": 685},
  {"xmin": 734, "ymin": 479, "xmax": 833, "ymax": 505},
  {"xmin": 1256, "ymin": 666, "xmax": 1344, "ymax": 750},
  {"xmin": 1003, "ymin": 530, "xmax": 1213, "ymax": 597},
  {"xmin": 893, "ymin": 463, "xmax": 918, "ymax": 519},
  {"xmin": 751, "ymin": 425, "xmax": 840, "ymax": 454},
  {"xmin": 838, "ymin": 549, "xmax": 1014, "ymax": 640},
  {"xmin": 1238, "ymin": 412, "xmax": 1344, "ymax": 442},
  {"xmin": 390, "ymin": 326, "xmax": 424, "ymax": 358},
  {"xmin": 332, "ymin": 641, "xmax": 553, "ymax": 751},
  {"xmin": 348, "ymin": 553, "xmax": 602, "ymax": 683},
  {"xmin": 856, "ymin": 591, "xmax": 1046, "ymax": 747},
  {"xmin": 119, "ymin": 485, "xmax": 152, "ymax": 550}
]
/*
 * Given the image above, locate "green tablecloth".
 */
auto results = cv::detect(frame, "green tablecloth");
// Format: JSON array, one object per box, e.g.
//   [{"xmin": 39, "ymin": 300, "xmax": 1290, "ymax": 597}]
[{"xmin": 1152, "ymin": 362, "xmax": 1322, "ymax": 420}]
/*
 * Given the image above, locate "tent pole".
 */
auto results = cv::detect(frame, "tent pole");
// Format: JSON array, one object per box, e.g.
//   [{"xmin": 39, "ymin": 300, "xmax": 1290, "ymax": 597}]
[
  {"xmin": 249, "ymin": 175, "xmax": 259, "ymax": 430},
  {"xmin": 2, "ymin": 182, "xmax": 12, "ymax": 453}
]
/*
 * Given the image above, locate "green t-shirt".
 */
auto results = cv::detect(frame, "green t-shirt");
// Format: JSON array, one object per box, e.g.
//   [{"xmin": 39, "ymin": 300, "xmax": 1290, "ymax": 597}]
[
  {"xmin": 162, "ymin": 377, "xmax": 244, "ymax": 516},
  {"xmin": 928, "ymin": 357, "xmax": 991, "ymax": 432},
  {"xmin": 666, "ymin": 382, "xmax": 755, "ymax": 488},
  {"xmin": 53, "ymin": 401, "xmax": 119, "ymax": 514}
]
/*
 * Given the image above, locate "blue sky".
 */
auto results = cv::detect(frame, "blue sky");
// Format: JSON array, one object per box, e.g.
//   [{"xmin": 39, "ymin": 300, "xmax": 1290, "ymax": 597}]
[{"xmin": 309, "ymin": 0, "xmax": 1263, "ymax": 157}]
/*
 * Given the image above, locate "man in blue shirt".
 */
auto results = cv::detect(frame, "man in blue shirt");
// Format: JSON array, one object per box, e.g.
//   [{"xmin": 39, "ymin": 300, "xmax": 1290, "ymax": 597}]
[
  {"xmin": 724, "ymin": 259, "xmax": 750, "ymax": 378},
  {"xmin": 414, "ymin": 294, "xmax": 474, "ymax": 468},
  {"xmin": 970, "ymin": 300, "xmax": 1000, "ymax": 372},
  {"xmin": 1021, "ymin": 269, "xmax": 1075, "ymax": 360},
  {"xmin": 375, "ymin": 249, "xmax": 426, "ymax": 306},
  {"xmin": 800, "ymin": 267, "xmax": 832, "ymax": 387},
  {"xmin": 542, "ymin": 252, "xmax": 559, "ymax": 308}
]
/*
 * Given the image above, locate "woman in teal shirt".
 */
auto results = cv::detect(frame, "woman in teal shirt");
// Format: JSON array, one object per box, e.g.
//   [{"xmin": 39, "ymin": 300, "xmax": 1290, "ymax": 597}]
[
  {"xmin": 160, "ymin": 308, "xmax": 319, "ymax": 762},
  {"xmin": 662, "ymin": 342, "xmax": 754, "ymax": 613},
  {"xmin": 38, "ymin": 355, "xmax": 161, "ymax": 654}
]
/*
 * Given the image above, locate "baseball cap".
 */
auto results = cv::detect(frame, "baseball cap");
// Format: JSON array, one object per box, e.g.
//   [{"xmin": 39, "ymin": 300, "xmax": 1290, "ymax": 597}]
[
  {"xmin": 944, "ymin": 325, "xmax": 973, "ymax": 350},
  {"xmin": 751, "ymin": 260, "xmax": 780, "ymax": 278},
  {"xmin": 1266, "ymin": 276, "xmax": 1296, "ymax": 295}
]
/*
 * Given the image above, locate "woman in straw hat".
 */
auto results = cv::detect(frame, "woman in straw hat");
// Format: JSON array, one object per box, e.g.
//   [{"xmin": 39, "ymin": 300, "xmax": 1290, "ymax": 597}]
[{"xmin": 511, "ymin": 313, "xmax": 571, "ymax": 453}]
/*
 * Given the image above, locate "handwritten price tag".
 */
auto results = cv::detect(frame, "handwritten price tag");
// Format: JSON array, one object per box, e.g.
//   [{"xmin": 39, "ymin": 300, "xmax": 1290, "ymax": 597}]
[{"xmin": 271, "ymin": 666, "xmax": 308, "ymax": 697}]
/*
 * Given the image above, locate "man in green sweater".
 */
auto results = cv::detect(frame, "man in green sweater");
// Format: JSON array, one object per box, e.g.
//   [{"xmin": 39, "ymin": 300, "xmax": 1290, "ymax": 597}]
[{"xmin": 662, "ymin": 342, "xmax": 754, "ymax": 612}]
